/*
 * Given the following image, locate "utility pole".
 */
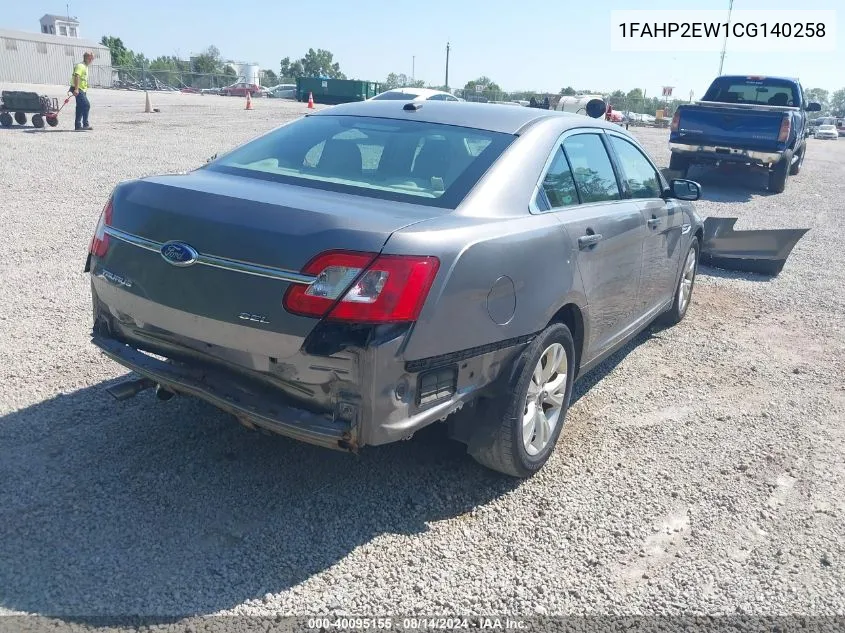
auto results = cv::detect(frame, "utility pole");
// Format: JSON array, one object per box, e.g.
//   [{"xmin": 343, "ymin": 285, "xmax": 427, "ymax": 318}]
[
  {"xmin": 412, "ymin": 56, "xmax": 415, "ymax": 84},
  {"xmin": 445, "ymin": 42, "xmax": 450, "ymax": 90},
  {"xmin": 718, "ymin": 0, "xmax": 734, "ymax": 76}
]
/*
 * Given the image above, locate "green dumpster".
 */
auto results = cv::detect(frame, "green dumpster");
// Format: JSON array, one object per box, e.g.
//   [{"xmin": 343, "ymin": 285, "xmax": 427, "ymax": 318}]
[{"xmin": 296, "ymin": 78, "xmax": 382, "ymax": 105}]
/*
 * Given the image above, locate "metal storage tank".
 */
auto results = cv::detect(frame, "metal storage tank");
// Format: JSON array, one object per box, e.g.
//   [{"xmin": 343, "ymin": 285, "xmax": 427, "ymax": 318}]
[
  {"xmin": 240, "ymin": 63, "xmax": 260, "ymax": 85},
  {"xmin": 555, "ymin": 94, "xmax": 607, "ymax": 117},
  {"xmin": 0, "ymin": 28, "xmax": 112, "ymax": 87}
]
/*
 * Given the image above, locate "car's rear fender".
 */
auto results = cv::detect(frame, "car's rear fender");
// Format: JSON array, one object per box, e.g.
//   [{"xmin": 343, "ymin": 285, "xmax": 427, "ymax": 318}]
[{"xmin": 381, "ymin": 213, "xmax": 589, "ymax": 364}]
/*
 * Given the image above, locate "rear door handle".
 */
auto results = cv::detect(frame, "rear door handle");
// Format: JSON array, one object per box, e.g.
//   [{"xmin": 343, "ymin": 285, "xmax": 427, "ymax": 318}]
[
  {"xmin": 648, "ymin": 217, "xmax": 661, "ymax": 229},
  {"xmin": 578, "ymin": 233, "xmax": 603, "ymax": 249}
]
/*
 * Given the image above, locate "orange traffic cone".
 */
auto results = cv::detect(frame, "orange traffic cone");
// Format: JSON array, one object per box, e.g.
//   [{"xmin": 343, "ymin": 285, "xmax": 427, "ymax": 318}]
[
  {"xmin": 245, "ymin": 92, "xmax": 253, "ymax": 110},
  {"xmin": 307, "ymin": 92, "xmax": 315, "ymax": 109}
]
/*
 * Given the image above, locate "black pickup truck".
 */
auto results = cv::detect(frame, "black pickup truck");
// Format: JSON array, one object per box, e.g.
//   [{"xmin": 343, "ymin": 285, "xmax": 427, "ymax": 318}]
[{"xmin": 669, "ymin": 75, "xmax": 821, "ymax": 193}]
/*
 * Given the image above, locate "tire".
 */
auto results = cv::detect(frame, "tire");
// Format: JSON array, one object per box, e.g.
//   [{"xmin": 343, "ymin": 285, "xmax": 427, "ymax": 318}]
[
  {"xmin": 0, "ymin": 112, "xmax": 12, "ymax": 127},
  {"xmin": 31, "ymin": 114, "xmax": 44, "ymax": 128},
  {"xmin": 669, "ymin": 153, "xmax": 689, "ymax": 177},
  {"xmin": 46, "ymin": 115, "xmax": 58, "ymax": 127},
  {"xmin": 14, "ymin": 111, "xmax": 27, "ymax": 125},
  {"xmin": 789, "ymin": 144, "xmax": 805, "ymax": 176},
  {"xmin": 768, "ymin": 150, "xmax": 792, "ymax": 193},
  {"xmin": 660, "ymin": 238, "xmax": 700, "ymax": 326},
  {"xmin": 468, "ymin": 323, "xmax": 575, "ymax": 478}
]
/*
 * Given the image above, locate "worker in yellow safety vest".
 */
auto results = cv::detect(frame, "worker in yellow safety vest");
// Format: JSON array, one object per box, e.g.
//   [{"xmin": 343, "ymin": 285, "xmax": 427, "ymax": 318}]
[{"xmin": 71, "ymin": 52, "xmax": 94, "ymax": 131}]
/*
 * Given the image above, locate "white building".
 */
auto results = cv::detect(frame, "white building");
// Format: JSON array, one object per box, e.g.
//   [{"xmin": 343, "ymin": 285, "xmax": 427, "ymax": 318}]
[
  {"xmin": 0, "ymin": 28, "xmax": 112, "ymax": 87},
  {"xmin": 39, "ymin": 13, "xmax": 80, "ymax": 38}
]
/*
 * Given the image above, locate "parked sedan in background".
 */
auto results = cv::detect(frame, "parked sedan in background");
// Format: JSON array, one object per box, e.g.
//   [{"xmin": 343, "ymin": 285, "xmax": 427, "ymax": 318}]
[
  {"xmin": 221, "ymin": 82, "xmax": 261, "ymax": 97},
  {"xmin": 268, "ymin": 84, "xmax": 297, "ymax": 99},
  {"xmin": 84, "ymin": 101, "xmax": 703, "ymax": 478},
  {"xmin": 370, "ymin": 87, "xmax": 461, "ymax": 102},
  {"xmin": 815, "ymin": 124, "xmax": 839, "ymax": 140}
]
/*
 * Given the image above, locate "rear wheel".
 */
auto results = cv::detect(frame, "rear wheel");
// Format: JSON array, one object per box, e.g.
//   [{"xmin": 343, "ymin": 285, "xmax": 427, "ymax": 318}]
[
  {"xmin": 0, "ymin": 112, "xmax": 12, "ymax": 127},
  {"xmin": 46, "ymin": 115, "xmax": 59, "ymax": 127},
  {"xmin": 789, "ymin": 144, "xmax": 805, "ymax": 175},
  {"xmin": 669, "ymin": 153, "xmax": 689, "ymax": 177},
  {"xmin": 14, "ymin": 111, "xmax": 27, "ymax": 125},
  {"xmin": 31, "ymin": 114, "xmax": 44, "ymax": 128},
  {"xmin": 768, "ymin": 150, "xmax": 792, "ymax": 193},
  {"xmin": 469, "ymin": 323, "xmax": 575, "ymax": 478}
]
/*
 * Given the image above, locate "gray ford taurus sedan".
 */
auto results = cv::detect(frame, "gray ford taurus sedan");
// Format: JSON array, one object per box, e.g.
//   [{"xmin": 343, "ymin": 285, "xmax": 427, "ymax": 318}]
[{"xmin": 85, "ymin": 100, "xmax": 703, "ymax": 477}]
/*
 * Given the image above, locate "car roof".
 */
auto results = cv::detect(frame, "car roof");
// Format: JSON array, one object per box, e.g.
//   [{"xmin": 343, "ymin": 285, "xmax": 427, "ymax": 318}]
[{"xmin": 311, "ymin": 100, "xmax": 614, "ymax": 135}]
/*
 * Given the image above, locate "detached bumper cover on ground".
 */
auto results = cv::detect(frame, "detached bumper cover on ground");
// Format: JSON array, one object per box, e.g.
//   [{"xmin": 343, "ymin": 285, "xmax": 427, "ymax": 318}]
[{"xmin": 700, "ymin": 217, "xmax": 809, "ymax": 276}]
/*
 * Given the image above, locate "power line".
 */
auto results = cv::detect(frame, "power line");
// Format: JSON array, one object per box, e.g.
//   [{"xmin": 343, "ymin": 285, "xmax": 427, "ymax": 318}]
[{"xmin": 718, "ymin": 0, "xmax": 734, "ymax": 75}]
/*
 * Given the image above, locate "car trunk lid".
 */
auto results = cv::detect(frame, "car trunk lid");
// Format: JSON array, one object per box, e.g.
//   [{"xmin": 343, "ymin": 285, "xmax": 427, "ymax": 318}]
[{"xmin": 94, "ymin": 170, "xmax": 442, "ymax": 350}]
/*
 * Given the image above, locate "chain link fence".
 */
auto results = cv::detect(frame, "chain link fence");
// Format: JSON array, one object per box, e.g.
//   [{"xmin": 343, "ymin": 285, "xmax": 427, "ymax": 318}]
[
  {"xmin": 86, "ymin": 66, "xmax": 287, "ymax": 92},
  {"xmin": 452, "ymin": 88, "xmax": 690, "ymax": 126}
]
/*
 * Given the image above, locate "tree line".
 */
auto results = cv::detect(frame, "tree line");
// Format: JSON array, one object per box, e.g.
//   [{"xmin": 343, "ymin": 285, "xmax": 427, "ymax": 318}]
[{"xmin": 99, "ymin": 36, "xmax": 845, "ymax": 116}]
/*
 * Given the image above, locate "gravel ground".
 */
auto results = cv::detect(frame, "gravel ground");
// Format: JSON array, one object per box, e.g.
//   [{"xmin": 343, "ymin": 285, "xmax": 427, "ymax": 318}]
[{"xmin": 1, "ymin": 86, "xmax": 843, "ymax": 624}]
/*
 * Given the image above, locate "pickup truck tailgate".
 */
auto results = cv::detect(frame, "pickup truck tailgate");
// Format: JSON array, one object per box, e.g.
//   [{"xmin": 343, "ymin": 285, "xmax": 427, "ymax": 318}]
[{"xmin": 677, "ymin": 106, "xmax": 785, "ymax": 151}]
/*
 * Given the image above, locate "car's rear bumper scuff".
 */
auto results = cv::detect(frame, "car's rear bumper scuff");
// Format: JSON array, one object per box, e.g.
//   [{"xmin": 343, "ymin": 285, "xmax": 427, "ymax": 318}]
[{"xmin": 92, "ymin": 333, "xmax": 355, "ymax": 450}]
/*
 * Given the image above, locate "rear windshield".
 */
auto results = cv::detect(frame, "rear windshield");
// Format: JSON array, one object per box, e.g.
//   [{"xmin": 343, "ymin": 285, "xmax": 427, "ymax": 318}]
[
  {"xmin": 207, "ymin": 115, "xmax": 514, "ymax": 208},
  {"xmin": 703, "ymin": 77, "xmax": 800, "ymax": 107},
  {"xmin": 370, "ymin": 92, "xmax": 417, "ymax": 101}
]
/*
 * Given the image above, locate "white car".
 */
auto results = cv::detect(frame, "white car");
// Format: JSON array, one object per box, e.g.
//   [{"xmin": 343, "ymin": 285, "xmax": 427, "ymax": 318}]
[
  {"xmin": 815, "ymin": 124, "xmax": 839, "ymax": 140},
  {"xmin": 369, "ymin": 87, "xmax": 461, "ymax": 102},
  {"xmin": 268, "ymin": 83, "xmax": 297, "ymax": 99}
]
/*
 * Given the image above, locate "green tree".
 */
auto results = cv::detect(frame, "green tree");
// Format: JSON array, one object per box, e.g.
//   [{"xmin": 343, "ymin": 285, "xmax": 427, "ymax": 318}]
[
  {"xmin": 299, "ymin": 48, "xmax": 345, "ymax": 78},
  {"xmin": 384, "ymin": 73, "xmax": 424, "ymax": 89},
  {"xmin": 261, "ymin": 69, "xmax": 278, "ymax": 86},
  {"xmin": 280, "ymin": 56, "xmax": 305, "ymax": 80},
  {"xmin": 805, "ymin": 88, "xmax": 829, "ymax": 111},
  {"xmin": 192, "ymin": 46, "xmax": 221, "ymax": 74},
  {"xmin": 464, "ymin": 76, "xmax": 501, "ymax": 94},
  {"xmin": 100, "ymin": 35, "xmax": 131, "ymax": 66},
  {"xmin": 831, "ymin": 88, "xmax": 845, "ymax": 117},
  {"xmin": 559, "ymin": 86, "xmax": 577, "ymax": 96}
]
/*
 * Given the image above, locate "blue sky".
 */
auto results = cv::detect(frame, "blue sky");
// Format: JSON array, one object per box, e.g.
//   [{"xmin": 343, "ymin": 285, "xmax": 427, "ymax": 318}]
[{"xmin": 5, "ymin": 0, "xmax": 841, "ymax": 96}]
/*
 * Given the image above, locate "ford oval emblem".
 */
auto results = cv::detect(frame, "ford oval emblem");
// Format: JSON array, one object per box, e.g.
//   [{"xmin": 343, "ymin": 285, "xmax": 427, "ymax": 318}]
[{"xmin": 160, "ymin": 241, "xmax": 199, "ymax": 267}]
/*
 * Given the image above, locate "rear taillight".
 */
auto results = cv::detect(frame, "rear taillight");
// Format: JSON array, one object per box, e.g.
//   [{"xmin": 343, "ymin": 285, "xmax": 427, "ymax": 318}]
[
  {"xmin": 670, "ymin": 111, "xmax": 680, "ymax": 133},
  {"xmin": 283, "ymin": 250, "xmax": 440, "ymax": 323},
  {"xmin": 778, "ymin": 115, "xmax": 791, "ymax": 143},
  {"xmin": 89, "ymin": 196, "xmax": 113, "ymax": 257}
]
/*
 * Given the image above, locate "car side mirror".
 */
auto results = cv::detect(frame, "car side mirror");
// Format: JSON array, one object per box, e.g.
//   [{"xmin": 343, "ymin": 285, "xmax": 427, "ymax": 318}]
[
  {"xmin": 670, "ymin": 179, "xmax": 701, "ymax": 201},
  {"xmin": 807, "ymin": 102, "xmax": 822, "ymax": 112}
]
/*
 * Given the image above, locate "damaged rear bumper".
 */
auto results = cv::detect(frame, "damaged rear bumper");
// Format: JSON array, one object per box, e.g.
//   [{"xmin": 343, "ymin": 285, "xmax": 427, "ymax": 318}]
[
  {"xmin": 700, "ymin": 217, "xmax": 809, "ymax": 276},
  {"xmin": 92, "ymin": 333, "xmax": 354, "ymax": 450}
]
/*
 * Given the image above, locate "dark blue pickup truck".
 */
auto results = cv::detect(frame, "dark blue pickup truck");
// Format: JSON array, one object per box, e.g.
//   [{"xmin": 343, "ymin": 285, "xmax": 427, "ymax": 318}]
[{"xmin": 669, "ymin": 75, "xmax": 821, "ymax": 193}]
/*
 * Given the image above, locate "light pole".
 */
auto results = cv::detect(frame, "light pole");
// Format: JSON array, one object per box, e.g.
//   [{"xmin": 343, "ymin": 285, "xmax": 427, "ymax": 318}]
[
  {"xmin": 718, "ymin": 0, "xmax": 734, "ymax": 76},
  {"xmin": 445, "ymin": 42, "xmax": 450, "ymax": 90},
  {"xmin": 412, "ymin": 56, "xmax": 415, "ymax": 84}
]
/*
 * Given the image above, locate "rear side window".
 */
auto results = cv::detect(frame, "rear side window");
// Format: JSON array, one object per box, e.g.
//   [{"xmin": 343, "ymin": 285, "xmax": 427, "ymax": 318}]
[
  {"xmin": 607, "ymin": 136, "xmax": 661, "ymax": 199},
  {"xmin": 562, "ymin": 134, "xmax": 621, "ymax": 203},
  {"xmin": 541, "ymin": 147, "xmax": 579, "ymax": 208},
  {"xmin": 208, "ymin": 115, "xmax": 514, "ymax": 209}
]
